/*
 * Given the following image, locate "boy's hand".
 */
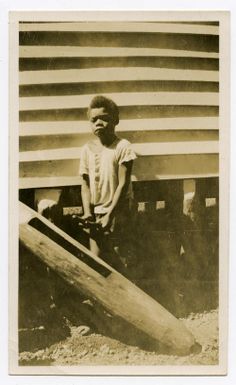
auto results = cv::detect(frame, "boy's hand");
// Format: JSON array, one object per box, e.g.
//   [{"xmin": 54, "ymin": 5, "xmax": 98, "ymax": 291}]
[
  {"xmin": 81, "ymin": 213, "xmax": 94, "ymax": 222},
  {"xmin": 96, "ymin": 213, "xmax": 112, "ymax": 230}
]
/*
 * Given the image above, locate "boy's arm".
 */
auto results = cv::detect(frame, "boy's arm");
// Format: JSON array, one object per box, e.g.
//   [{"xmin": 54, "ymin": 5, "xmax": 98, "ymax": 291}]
[
  {"xmin": 97, "ymin": 161, "xmax": 133, "ymax": 229},
  {"xmin": 81, "ymin": 174, "xmax": 93, "ymax": 219}
]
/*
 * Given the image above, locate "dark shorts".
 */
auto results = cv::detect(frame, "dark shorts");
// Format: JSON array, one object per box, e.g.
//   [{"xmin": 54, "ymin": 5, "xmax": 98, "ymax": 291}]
[
  {"xmin": 94, "ymin": 211, "xmax": 129, "ymax": 239},
  {"xmin": 95, "ymin": 201, "xmax": 132, "ymax": 239},
  {"xmin": 91, "ymin": 202, "xmax": 133, "ymax": 250}
]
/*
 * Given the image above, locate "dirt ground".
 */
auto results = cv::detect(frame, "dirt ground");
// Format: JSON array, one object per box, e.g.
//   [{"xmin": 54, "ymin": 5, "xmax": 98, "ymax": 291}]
[{"xmin": 19, "ymin": 308, "xmax": 218, "ymax": 366}]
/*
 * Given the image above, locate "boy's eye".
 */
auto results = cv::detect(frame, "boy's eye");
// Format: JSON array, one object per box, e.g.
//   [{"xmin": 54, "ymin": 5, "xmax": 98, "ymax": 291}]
[{"xmin": 91, "ymin": 115, "xmax": 109, "ymax": 123}]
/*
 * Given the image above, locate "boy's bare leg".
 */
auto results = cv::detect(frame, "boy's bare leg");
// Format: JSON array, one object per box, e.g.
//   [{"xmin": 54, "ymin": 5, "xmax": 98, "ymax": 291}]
[
  {"xmin": 89, "ymin": 231, "xmax": 126, "ymax": 273},
  {"xmin": 89, "ymin": 237, "xmax": 101, "ymax": 257}
]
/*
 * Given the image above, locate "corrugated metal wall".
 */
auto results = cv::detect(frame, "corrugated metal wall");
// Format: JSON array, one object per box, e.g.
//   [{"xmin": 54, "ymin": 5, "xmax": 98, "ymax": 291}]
[{"xmin": 19, "ymin": 21, "xmax": 219, "ymax": 190}]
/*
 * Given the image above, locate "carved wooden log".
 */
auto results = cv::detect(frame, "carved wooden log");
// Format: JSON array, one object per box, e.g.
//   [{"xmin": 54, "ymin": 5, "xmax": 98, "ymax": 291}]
[{"xmin": 19, "ymin": 201, "xmax": 200, "ymax": 355}]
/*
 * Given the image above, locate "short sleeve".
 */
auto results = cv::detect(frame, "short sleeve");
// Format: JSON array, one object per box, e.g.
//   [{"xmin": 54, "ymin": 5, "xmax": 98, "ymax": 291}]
[
  {"xmin": 79, "ymin": 145, "xmax": 89, "ymax": 175},
  {"xmin": 118, "ymin": 140, "xmax": 137, "ymax": 165}
]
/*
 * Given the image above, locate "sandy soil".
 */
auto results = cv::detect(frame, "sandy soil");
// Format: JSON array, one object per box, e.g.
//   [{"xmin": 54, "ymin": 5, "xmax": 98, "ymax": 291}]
[{"xmin": 19, "ymin": 308, "xmax": 218, "ymax": 366}]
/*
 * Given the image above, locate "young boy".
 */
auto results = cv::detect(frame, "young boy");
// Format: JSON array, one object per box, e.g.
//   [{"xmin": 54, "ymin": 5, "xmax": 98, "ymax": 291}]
[{"xmin": 79, "ymin": 95, "xmax": 137, "ymax": 268}]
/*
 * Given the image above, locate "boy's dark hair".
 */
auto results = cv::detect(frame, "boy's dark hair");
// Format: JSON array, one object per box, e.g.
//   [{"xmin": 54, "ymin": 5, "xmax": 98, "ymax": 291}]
[{"xmin": 87, "ymin": 95, "xmax": 119, "ymax": 125}]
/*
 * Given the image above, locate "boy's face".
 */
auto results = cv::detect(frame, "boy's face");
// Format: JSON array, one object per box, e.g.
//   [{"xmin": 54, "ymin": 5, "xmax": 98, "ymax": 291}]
[{"xmin": 88, "ymin": 107, "xmax": 116, "ymax": 139}]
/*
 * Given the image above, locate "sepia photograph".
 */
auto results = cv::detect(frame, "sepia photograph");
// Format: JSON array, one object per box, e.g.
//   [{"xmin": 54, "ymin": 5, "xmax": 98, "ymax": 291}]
[{"xmin": 8, "ymin": 10, "xmax": 229, "ymax": 375}]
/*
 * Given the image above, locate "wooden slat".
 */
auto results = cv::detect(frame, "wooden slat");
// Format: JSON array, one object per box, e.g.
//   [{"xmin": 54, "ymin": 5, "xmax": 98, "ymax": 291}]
[
  {"xmin": 19, "ymin": 81, "xmax": 219, "ymax": 98},
  {"xmin": 19, "ymin": 176, "xmax": 82, "ymax": 189},
  {"xmin": 19, "ymin": 131, "xmax": 219, "ymax": 153},
  {"xmin": 19, "ymin": 141, "xmax": 219, "ymax": 162},
  {"xmin": 19, "ymin": 117, "xmax": 219, "ymax": 137},
  {"xmin": 19, "ymin": 147, "xmax": 81, "ymax": 162},
  {"xmin": 20, "ymin": 92, "xmax": 219, "ymax": 111},
  {"xmin": 20, "ymin": 31, "xmax": 218, "ymax": 53},
  {"xmin": 19, "ymin": 173, "xmax": 219, "ymax": 190},
  {"xmin": 134, "ymin": 141, "xmax": 219, "ymax": 156},
  {"xmin": 20, "ymin": 105, "xmax": 219, "ymax": 122},
  {"xmin": 19, "ymin": 154, "xmax": 219, "ymax": 188},
  {"xmin": 132, "ymin": 154, "xmax": 219, "ymax": 182},
  {"xmin": 164, "ymin": 22, "xmax": 218, "ymax": 25},
  {"xmin": 20, "ymin": 159, "xmax": 80, "ymax": 179},
  {"xmin": 19, "ymin": 22, "xmax": 219, "ymax": 35},
  {"xmin": 19, "ymin": 67, "xmax": 219, "ymax": 85},
  {"xmin": 19, "ymin": 46, "xmax": 220, "ymax": 59},
  {"xmin": 19, "ymin": 57, "xmax": 219, "ymax": 73}
]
